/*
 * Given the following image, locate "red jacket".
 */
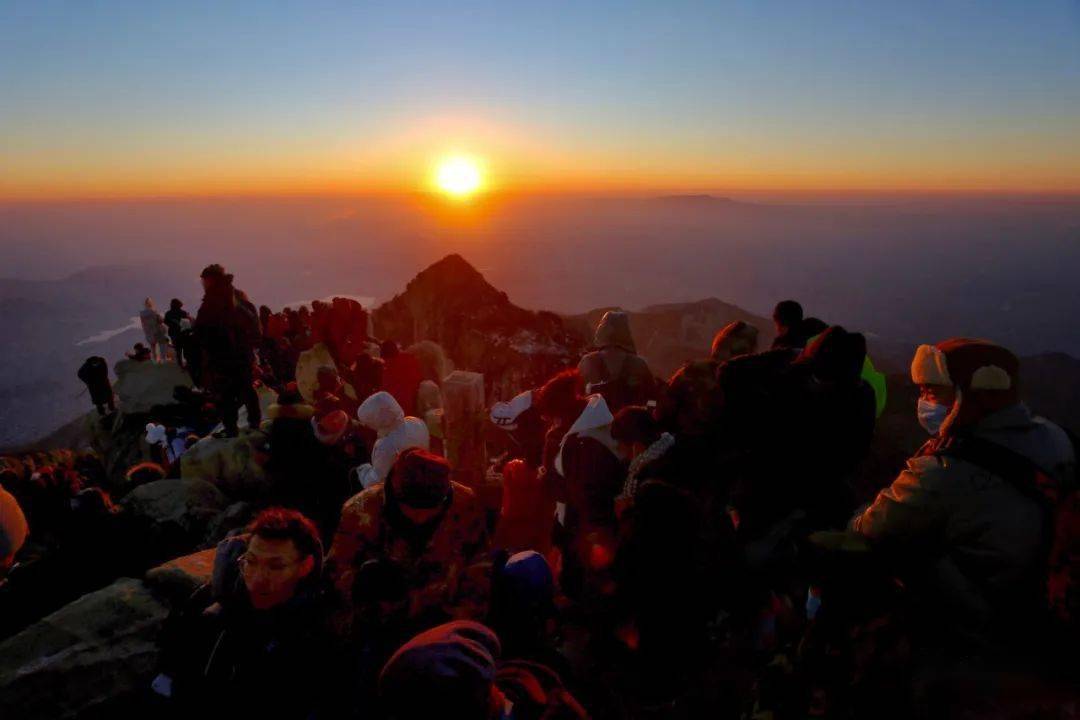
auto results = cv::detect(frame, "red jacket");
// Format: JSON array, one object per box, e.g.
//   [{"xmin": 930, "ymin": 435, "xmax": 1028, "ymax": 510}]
[{"xmin": 382, "ymin": 352, "xmax": 423, "ymax": 417}]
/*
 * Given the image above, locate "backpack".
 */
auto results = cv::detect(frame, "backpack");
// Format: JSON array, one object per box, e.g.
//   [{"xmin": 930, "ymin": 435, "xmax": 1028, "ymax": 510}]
[
  {"xmin": 937, "ymin": 433, "xmax": 1080, "ymax": 629},
  {"xmin": 588, "ymin": 352, "xmax": 634, "ymax": 412},
  {"xmin": 231, "ymin": 292, "xmax": 262, "ymax": 350}
]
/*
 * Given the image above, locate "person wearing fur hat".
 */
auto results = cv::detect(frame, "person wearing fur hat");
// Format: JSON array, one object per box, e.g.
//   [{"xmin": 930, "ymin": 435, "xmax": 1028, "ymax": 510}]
[
  {"xmin": 326, "ymin": 448, "xmax": 491, "ymax": 635},
  {"xmin": 577, "ymin": 310, "xmax": 655, "ymax": 412},
  {"xmin": 853, "ymin": 338, "xmax": 1075, "ymax": 646}
]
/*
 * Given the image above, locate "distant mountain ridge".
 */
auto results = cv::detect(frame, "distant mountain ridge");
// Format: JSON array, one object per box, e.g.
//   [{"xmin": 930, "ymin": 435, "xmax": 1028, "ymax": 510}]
[{"xmin": 4, "ymin": 254, "xmax": 1080, "ymax": 453}]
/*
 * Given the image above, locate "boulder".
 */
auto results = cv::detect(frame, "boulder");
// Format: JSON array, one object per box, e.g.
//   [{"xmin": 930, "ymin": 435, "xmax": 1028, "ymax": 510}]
[
  {"xmin": 144, "ymin": 547, "xmax": 216, "ymax": 607},
  {"xmin": 111, "ymin": 359, "xmax": 192, "ymax": 415},
  {"xmin": 120, "ymin": 479, "xmax": 227, "ymax": 562},
  {"xmin": 179, "ymin": 431, "xmax": 270, "ymax": 499},
  {"xmin": 203, "ymin": 500, "xmax": 256, "ymax": 546},
  {"xmin": 0, "ymin": 578, "xmax": 168, "ymax": 719}
]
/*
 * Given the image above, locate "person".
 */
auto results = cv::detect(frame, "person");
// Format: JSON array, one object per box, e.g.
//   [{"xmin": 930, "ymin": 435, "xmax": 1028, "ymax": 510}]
[
  {"xmin": 76, "ymin": 356, "xmax": 115, "ymax": 415},
  {"xmin": 535, "ymin": 370, "xmax": 624, "ymax": 594},
  {"xmin": 193, "ymin": 264, "xmax": 262, "ymax": 438},
  {"xmin": 852, "ymin": 338, "xmax": 1075, "ymax": 647},
  {"xmin": 770, "ymin": 299, "xmax": 805, "ymax": 350},
  {"xmin": 0, "ymin": 486, "xmax": 29, "ymax": 579},
  {"xmin": 710, "ymin": 320, "xmax": 760, "ymax": 363},
  {"xmin": 489, "ymin": 390, "xmax": 557, "ymax": 562},
  {"xmin": 326, "ymin": 449, "xmax": 490, "ymax": 635},
  {"xmin": 381, "ymin": 340, "xmax": 424, "ymax": 417},
  {"xmin": 378, "ymin": 620, "xmax": 588, "ymax": 720},
  {"xmin": 487, "ymin": 551, "xmax": 566, "ymax": 672},
  {"xmin": 577, "ymin": 310, "xmax": 654, "ymax": 411},
  {"xmin": 158, "ymin": 508, "xmax": 329, "ymax": 719},
  {"xmin": 126, "ymin": 342, "xmax": 152, "ymax": 362},
  {"xmin": 353, "ymin": 391, "xmax": 430, "ymax": 489},
  {"xmin": 163, "ymin": 299, "xmax": 190, "ymax": 361},
  {"xmin": 139, "ymin": 297, "xmax": 168, "ymax": 362},
  {"xmin": 610, "ymin": 405, "xmax": 675, "ymax": 515}
]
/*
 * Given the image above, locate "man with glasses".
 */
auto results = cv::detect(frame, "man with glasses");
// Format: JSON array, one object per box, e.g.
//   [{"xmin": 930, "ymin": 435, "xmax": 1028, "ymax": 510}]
[{"xmin": 156, "ymin": 508, "xmax": 331, "ymax": 718}]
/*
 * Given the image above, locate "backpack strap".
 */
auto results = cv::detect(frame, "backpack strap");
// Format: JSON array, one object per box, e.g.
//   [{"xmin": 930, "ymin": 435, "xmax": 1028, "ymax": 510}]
[{"xmin": 936, "ymin": 434, "xmax": 1058, "ymax": 510}]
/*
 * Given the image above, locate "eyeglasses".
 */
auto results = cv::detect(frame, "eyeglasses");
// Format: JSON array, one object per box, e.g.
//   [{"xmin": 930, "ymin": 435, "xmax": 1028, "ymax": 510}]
[{"xmin": 237, "ymin": 553, "xmax": 297, "ymax": 576}]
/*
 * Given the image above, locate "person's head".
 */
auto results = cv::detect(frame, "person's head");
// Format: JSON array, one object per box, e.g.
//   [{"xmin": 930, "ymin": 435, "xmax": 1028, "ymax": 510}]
[
  {"xmin": 611, "ymin": 405, "xmax": 661, "ymax": 458},
  {"xmin": 200, "ymin": 263, "xmax": 232, "ymax": 293},
  {"xmin": 710, "ymin": 320, "xmax": 760, "ymax": 362},
  {"xmin": 773, "ymin": 300, "xmax": 803, "ymax": 333},
  {"xmin": 656, "ymin": 361, "xmax": 720, "ymax": 437},
  {"xmin": 380, "ymin": 339, "xmax": 400, "ymax": 359},
  {"xmin": 0, "ymin": 486, "xmax": 29, "ymax": 575},
  {"xmin": 169, "ymin": 298, "xmax": 183, "ymax": 312},
  {"xmin": 794, "ymin": 326, "xmax": 866, "ymax": 388},
  {"xmin": 389, "ymin": 448, "xmax": 452, "ymax": 525},
  {"xmin": 593, "ymin": 310, "xmax": 636, "ymax": 353},
  {"xmin": 910, "ymin": 339, "xmax": 1020, "ymax": 437},
  {"xmin": 312, "ymin": 410, "xmax": 349, "ymax": 446},
  {"xmin": 379, "ymin": 621, "xmax": 502, "ymax": 720},
  {"xmin": 533, "ymin": 369, "xmax": 585, "ymax": 423},
  {"xmin": 315, "ymin": 365, "xmax": 341, "ymax": 392},
  {"xmin": 489, "ymin": 551, "xmax": 555, "ymax": 649},
  {"xmin": 143, "ymin": 297, "xmax": 155, "ymax": 311},
  {"xmin": 239, "ymin": 508, "xmax": 321, "ymax": 610},
  {"xmin": 258, "ymin": 304, "xmax": 271, "ymax": 322}
]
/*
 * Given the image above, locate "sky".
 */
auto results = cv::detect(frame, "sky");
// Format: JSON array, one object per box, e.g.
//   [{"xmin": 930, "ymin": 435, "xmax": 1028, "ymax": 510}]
[{"xmin": 2, "ymin": 0, "xmax": 1080, "ymax": 199}]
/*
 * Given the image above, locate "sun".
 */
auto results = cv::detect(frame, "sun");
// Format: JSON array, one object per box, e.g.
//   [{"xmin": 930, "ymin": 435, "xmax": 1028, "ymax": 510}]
[{"xmin": 435, "ymin": 156, "xmax": 483, "ymax": 198}]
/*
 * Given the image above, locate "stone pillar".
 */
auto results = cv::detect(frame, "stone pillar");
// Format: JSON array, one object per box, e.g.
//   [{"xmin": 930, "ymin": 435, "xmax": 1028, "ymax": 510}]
[{"xmin": 441, "ymin": 371, "xmax": 489, "ymax": 498}]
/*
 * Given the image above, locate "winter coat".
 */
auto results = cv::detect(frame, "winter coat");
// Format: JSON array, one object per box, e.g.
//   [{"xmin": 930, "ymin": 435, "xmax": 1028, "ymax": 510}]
[
  {"xmin": 382, "ymin": 351, "xmax": 424, "ymax": 417},
  {"xmin": 354, "ymin": 392, "xmax": 430, "ymax": 489},
  {"xmin": 76, "ymin": 356, "xmax": 112, "ymax": 405},
  {"xmin": 139, "ymin": 308, "xmax": 164, "ymax": 345},
  {"xmin": 164, "ymin": 308, "xmax": 190, "ymax": 344},
  {"xmin": 493, "ymin": 459, "xmax": 556, "ymax": 558},
  {"xmin": 853, "ymin": 403, "xmax": 1075, "ymax": 638},
  {"xmin": 326, "ymin": 480, "xmax": 490, "ymax": 626},
  {"xmin": 496, "ymin": 659, "xmax": 591, "ymax": 720},
  {"xmin": 547, "ymin": 396, "xmax": 625, "ymax": 575},
  {"xmin": 193, "ymin": 284, "xmax": 259, "ymax": 382},
  {"xmin": 162, "ymin": 536, "xmax": 330, "ymax": 720},
  {"xmin": 577, "ymin": 310, "xmax": 654, "ymax": 410}
]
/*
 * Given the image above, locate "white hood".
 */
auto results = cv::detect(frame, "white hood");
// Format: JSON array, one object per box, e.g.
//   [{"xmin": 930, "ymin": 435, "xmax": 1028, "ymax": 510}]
[
  {"xmin": 357, "ymin": 391, "xmax": 405, "ymax": 437},
  {"xmin": 554, "ymin": 394, "xmax": 620, "ymax": 476},
  {"xmin": 489, "ymin": 389, "xmax": 533, "ymax": 431}
]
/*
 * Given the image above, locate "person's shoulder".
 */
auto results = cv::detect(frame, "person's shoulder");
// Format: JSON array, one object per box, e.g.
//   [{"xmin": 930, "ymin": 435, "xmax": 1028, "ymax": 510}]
[{"xmin": 344, "ymin": 483, "xmax": 387, "ymax": 513}]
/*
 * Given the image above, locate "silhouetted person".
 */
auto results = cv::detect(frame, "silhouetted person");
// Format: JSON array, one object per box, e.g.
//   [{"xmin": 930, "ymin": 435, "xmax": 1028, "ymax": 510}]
[
  {"xmin": 193, "ymin": 264, "xmax": 262, "ymax": 437},
  {"xmin": 380, "ymin": 340, "xmax": 423, "ymax": 417},
  {"xmin": 577, "ymin": 310, "xmax": 655, "ymax": 411},
  {"xmin": 77, "ymin": 356, "xmax": 115, "ymax": 415},
  {"xmin": 163, "ymin": 298, "xmax": 190, "ymax": 364},
  {"xmin": 771, "ymin": 299, "xmax": 805, "ymax": 350}
]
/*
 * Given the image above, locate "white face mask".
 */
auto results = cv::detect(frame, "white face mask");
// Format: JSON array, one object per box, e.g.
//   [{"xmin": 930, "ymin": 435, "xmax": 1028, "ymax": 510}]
[{"xmin": 917, "ymin": 398, "xmax": 950, "ymax": 436}]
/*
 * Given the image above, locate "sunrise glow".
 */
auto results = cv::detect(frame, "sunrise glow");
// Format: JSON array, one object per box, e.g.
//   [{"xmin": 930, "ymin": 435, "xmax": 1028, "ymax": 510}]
[{"xmin": 434, "ymin": 156, "xmax": 483, "ymax": 198}]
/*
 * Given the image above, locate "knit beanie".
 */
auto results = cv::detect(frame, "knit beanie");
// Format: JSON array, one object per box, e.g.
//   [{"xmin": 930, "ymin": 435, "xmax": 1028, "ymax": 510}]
[
  {"xmin": 379, "ymin": 621, "xmax": 501, "ymax": 720},
  {"xmin": 390, "ymin": 448, "xmax": 451, "ymax": 509}
]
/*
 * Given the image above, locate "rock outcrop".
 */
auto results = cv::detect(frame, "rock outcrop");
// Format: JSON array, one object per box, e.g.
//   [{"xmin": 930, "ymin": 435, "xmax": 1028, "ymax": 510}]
[
  {"xmin": 0, "ymin": 578, "xmax": 169, "ymax": 719},
  {"xmin": 119, "ymin": 479, "xmax": 228, "ymax": 563},
  {"xmin": 111, "ymin": 359, "xmax": 192, "ymax": 415},
  {"xmin": 179, "ymin": 431, "xmax": 270, "ymax": 499},
  {"xmin": 373, "ymin": 254, "xmax": 585, "ymax": 401},
  {"xmin": 144, "ymin": 547, "xmax": 216, "ymax": 607}
]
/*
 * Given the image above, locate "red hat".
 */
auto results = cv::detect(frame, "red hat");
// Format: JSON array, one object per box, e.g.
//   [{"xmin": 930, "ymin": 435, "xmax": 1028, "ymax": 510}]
[
  {"xmin": 911, "ymin": 338, "xmax": 1020, "ymax": 434},
  {"xmin": 312, "ymin": 410, "xmax": 349, "ymax": 446},
  {"xmin": 391, "ymin": 448, "xmax": 451, "ymax": 509}
]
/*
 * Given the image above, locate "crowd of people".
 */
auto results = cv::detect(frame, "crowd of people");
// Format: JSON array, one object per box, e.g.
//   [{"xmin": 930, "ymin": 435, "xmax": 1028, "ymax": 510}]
[{"xmin": 3, "ymin": 262, "xmax": 1078, "ymax": 719}]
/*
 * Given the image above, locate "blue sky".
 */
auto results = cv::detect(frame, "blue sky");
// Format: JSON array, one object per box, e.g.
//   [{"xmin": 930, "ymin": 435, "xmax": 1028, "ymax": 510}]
[{"xmin": 3, "ymin": 1, "xmax": 1079, "ymax": 196}]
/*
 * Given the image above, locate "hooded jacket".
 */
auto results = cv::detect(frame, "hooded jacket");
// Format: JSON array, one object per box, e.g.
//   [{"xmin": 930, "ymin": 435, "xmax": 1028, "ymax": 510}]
[
  {"xmin": 577, "ymin": 311, "xmax": 654, "ymax": 410},
  {"xmin": 354, "ymin": 392, "xmax": 430, "ymax": 489},
  {"xmin": 853, "ymin": 403, "xmax": 1074, "ymax": 640}
]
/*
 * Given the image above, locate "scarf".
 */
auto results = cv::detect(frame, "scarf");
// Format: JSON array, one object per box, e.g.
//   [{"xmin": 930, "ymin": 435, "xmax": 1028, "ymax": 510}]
[{"xmin": 618, "ymin": 432, "xmax": 675, "ymax": 501}]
